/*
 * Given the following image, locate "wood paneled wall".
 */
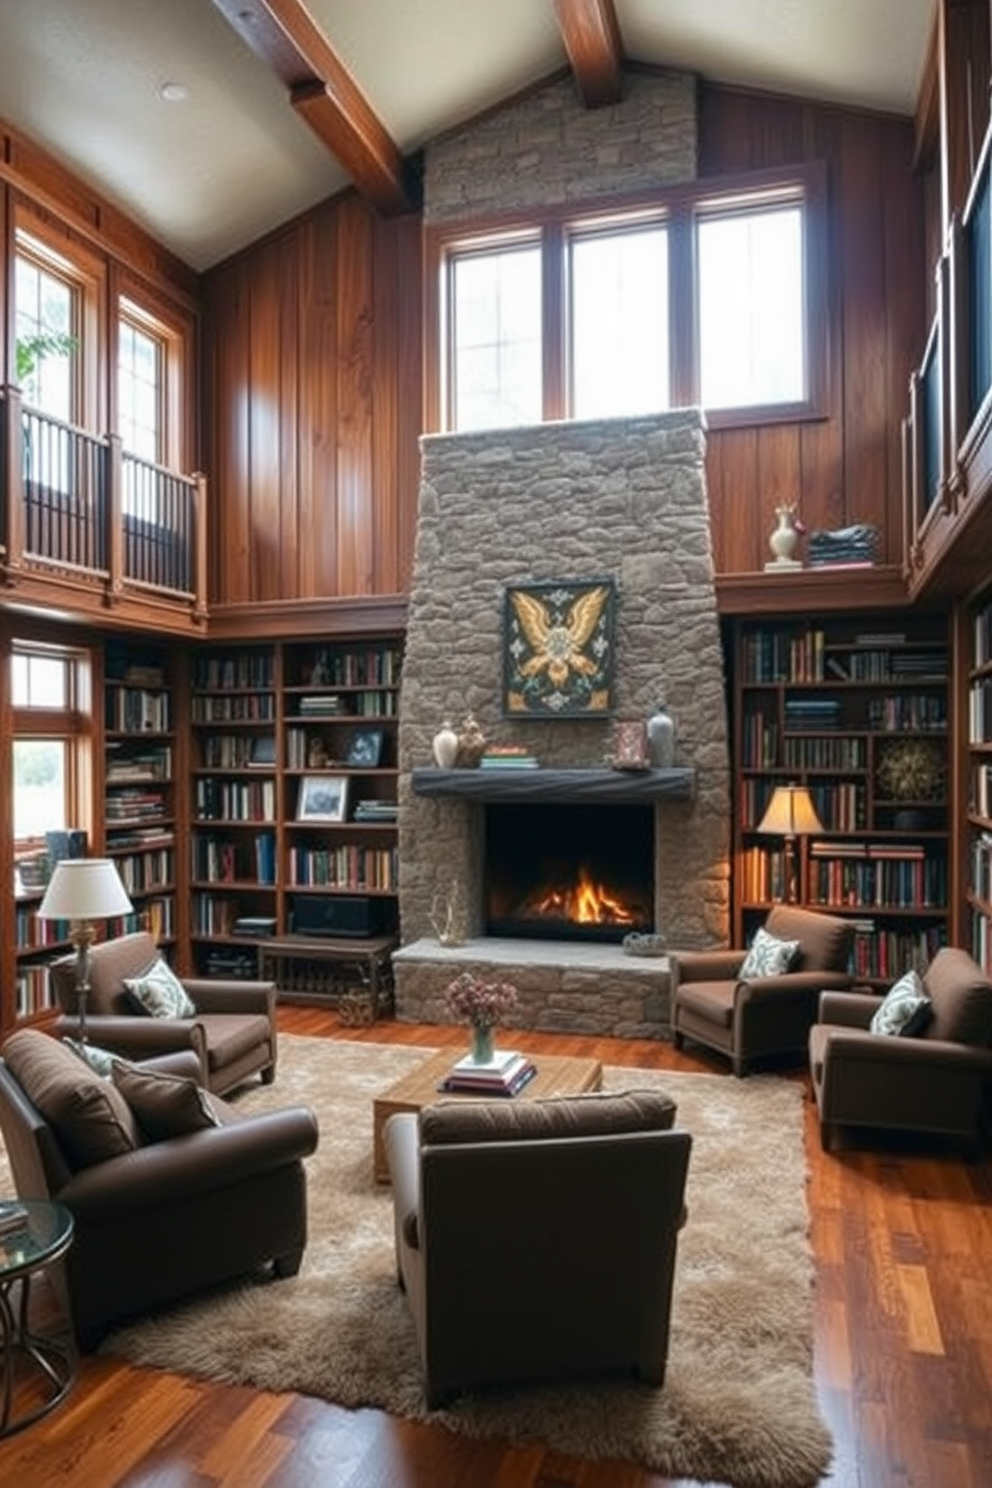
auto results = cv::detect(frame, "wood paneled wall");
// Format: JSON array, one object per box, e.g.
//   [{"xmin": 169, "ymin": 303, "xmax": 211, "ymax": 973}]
[
  {"xmin": 698, "ymin": 84, "xmax": 926, "ymax": 575},
  {"xmin": 201, "ymin": 84, "xmax": 927, "ymax": 606},
  {"xmin": 201, "ymin": 194, "xmax": 422, "ymax": 607}
]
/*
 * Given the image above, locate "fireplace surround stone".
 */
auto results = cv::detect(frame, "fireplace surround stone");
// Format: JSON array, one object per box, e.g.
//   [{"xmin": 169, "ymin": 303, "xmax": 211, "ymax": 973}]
[{"xmin": 395, "ymin": 409, "xmax": 731, "ymax": 1038}]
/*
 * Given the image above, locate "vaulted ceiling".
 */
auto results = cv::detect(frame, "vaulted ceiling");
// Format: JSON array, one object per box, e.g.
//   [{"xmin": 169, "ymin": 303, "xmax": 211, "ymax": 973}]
[{"xmin": 0, "ymin": 0, "xmax": 935, "ymax": 271}]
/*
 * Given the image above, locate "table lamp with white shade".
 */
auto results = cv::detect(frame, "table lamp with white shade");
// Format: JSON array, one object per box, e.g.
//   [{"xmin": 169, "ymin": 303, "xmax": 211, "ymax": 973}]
[
  {"xmin": 38, "ymin": 858, "xmax": 134, "ymax": 1041},
  {"xmin": 756, "ymin": 784, "xmax": 823, "ymax": 905}
]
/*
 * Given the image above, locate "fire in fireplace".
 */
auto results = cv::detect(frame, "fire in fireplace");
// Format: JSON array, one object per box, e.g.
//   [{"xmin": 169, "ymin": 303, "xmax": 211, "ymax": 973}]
[{"xmin": 484, "ymin": 802, "xmax": 654, "ymax": 943}]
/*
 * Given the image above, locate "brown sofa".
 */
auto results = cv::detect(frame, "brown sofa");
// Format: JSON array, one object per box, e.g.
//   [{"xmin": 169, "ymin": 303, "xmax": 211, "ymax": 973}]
[
  {"xmin": 809, "ymin": 946, "xmax": 992, "ymax": 1152},
  {"xmin": 0, "ymin": 1027, "xmax": 318, "ymax": 1349},
  {"xmin": 671, "ymin": 904, "xmax": 855, "ymax": 1076},
  {"xmin": 50, "ymin": 931, "xmax": 277, "ymax": 1095},
  {"xmin": 384, "ymin": 1089, "xmax": 691, "ymax": 1408}
]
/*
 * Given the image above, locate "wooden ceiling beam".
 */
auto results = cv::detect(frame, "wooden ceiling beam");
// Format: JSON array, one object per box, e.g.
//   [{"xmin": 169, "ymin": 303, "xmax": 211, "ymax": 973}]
[
  {"xmin": 209, "ymin": 0, "xmax": 416, "ymax": 215},
  {"xmin": 554, "ymin": 0, "xmax": 624, "ymax": 108}
]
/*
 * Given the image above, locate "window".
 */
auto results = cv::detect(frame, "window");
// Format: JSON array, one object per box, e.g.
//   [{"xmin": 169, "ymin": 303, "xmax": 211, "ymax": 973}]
[
  {"xmin": 569, "ymin": 221, "xmax": 669, "ymax": 418},
  {"xmin": 11, "ymin": 643, "xmax": 91, "ymax": 849},
  {"xmin": 15, "ymin": 234, "xmax": 77, "ymax": 421},
  {"xmin": 118, "ymin": 300, "xmax": 164, "ymax": 464},
  {"xmin": 696, "ymin": 199, "xmax": 805, "ymax": 410},
  {"xmin": 431, "ymin": 163, "xmax": 825, "ymax": 432},
  {"xmin": 447, "ymin": 241, "xmax": 542, "ymax": 430}
]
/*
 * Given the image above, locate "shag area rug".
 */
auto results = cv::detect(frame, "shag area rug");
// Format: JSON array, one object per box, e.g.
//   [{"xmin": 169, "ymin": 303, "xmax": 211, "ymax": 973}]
[{"xmin": 6, "ymin": 1037, "xmax": 833, "ymax": 1486}]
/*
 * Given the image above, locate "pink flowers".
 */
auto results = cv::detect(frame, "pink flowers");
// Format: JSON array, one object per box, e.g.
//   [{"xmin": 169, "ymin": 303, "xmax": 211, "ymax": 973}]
[{"xmin": 445, "ymin": 971, "xmax": 518, "ymax": 1030}]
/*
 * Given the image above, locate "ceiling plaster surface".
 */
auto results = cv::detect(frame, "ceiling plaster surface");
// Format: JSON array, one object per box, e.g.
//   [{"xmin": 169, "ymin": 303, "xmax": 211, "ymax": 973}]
[{"xmin": 0, "ymin": 0, "xmax": 938, "ymax": 270}]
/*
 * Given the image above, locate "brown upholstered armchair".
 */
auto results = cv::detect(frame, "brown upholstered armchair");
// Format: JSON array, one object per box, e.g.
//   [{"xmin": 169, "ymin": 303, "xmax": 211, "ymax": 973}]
[
  {"xmin": 671, "ymin": 904, "xmax": 855, "ymax": 1076},
  {"xmin": 0, "ymin": 1028, "xmax": 318, "ymax": 1350},
  {"xmin": 809, "ymin": 946, "xmax": 992, "ymax": 1152},
  {"xmin": 384, "ymin": 1089, "xmax": 691, "ymax": 1408},
  {"xmin": 50, "ymin": 931, "xmax": 277, "ymax": 1095}
]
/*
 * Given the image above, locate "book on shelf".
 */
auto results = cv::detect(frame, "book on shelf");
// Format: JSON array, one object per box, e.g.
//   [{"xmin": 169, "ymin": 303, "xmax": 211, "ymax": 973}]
[
  {"xmin": 248, "ymin": 736, "xmax": 276, "ymax": 767},
  {"xmin": 480, "ymin": 745, "xmax": 540, "ymax": 769},
  {"xmin": 439, "ymin": 1050, "xmax": 538, "ymax": 1096},
  {"xmin": 232, "ymin": 915, "xmax": 277, "ymax": 937}
]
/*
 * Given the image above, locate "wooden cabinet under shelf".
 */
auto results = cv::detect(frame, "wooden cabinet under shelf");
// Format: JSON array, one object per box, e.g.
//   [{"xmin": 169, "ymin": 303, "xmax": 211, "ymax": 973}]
[{"xmin": 731, "ymin": 613, "xmax": 951, "ymax": 983}]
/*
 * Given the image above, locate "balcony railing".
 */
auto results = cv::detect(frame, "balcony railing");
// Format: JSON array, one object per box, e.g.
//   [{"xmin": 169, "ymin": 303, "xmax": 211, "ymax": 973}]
[{"xmin": 0, "ymin": 385, "xmax": 207, "ymax": 624}]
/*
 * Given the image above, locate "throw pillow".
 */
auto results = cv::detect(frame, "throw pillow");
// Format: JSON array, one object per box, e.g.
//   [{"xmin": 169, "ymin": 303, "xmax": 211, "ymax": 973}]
[
  {"xmin": 2, "ymin": 1028, "xmax": 140, "ymax": 1170},
  {"xmin": 64, "ymin": 1037, "xmax": 117, "ymax": 1077},
  {"xmin": 869, "ymin": 969, "xmax": 932, "ymax": 1036},
  {"xmin": 739, "ymin": 926, "xmax": 801, "ymax": 979},
  {"xmin": 123, "ymin": 957, "xmax": 196, "ymax": 1019},
  {"xmin": 110, "ymin": 1060, "xmax": 219, "ymax": 1142}
]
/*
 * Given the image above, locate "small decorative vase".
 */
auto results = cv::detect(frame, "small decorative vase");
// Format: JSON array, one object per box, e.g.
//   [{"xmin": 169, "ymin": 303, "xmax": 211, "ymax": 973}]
[
  {"xmin": 765, "ymin": 505, "xmax": 803, "ymax": 570},
  {"xmin": 432, "ymin": 720, "xmax": 459, "ymax": 768},
  {"xmin": 646, "ymin": 702, "xmax": 675, "ymax": 768},
  {"xmin": 456, "ymin": 712, "xmax": 487, "ymax": 768},
  {"xmin": 470, "ymin": 1022, "xmax": 495, "ymax": 1065}
]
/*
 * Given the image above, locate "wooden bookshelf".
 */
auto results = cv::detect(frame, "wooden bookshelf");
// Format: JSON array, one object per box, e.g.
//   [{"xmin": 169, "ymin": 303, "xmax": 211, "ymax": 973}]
[
  {"xmin": 731, "ymin": 613, "xmax": 951, "ymax": 984},
  {"xmin": 187, "ymin": 636, "xmax": 402, "ymax": 981},
  {"xmin": 103, "ymin": 641, "xmax": 178, "ymax": 947}
]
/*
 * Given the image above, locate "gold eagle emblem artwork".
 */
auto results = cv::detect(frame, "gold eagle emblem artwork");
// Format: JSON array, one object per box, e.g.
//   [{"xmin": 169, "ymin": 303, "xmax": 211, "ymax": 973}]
[{"xmin": 504, "ymin": 580, "xmax": 614, "ymax": 715}]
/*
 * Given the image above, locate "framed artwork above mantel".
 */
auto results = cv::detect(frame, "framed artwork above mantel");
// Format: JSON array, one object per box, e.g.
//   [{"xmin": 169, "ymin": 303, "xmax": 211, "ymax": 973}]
[{"xmin": 502, "ymin": 578, "xmax": 616, "ymax": 717}]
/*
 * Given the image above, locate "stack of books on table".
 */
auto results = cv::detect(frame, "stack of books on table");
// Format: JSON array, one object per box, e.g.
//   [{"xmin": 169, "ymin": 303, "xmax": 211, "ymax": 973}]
[{"xmin": 439, "ymin": 1049, "xmax": 537, "ymax": 1097}]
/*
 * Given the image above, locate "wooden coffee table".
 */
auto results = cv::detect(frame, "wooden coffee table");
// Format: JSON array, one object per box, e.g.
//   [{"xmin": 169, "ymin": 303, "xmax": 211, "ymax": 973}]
[{"xmin": 372, "ymin": 1048, "xmax": 603, "ymax": 1183}]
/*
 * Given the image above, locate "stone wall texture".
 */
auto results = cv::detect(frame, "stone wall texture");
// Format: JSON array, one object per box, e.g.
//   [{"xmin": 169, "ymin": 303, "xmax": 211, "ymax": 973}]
[
  {"xmin": 397, "ymin": 410, "xmax": 732, "ymax": 983},
  {"xmin": 424, "ymin": 70, "xmax": 697, "ymax": 223}
]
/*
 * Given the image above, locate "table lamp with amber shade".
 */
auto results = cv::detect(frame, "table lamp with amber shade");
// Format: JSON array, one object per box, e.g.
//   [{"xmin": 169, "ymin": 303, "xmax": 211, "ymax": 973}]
[{"xmin": 756, "ymin": 784, "xmax": 823, "ymax": 905}]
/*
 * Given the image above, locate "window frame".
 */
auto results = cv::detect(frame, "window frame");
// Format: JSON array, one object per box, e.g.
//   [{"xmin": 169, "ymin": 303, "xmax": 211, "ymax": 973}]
[
  {"xmin": 114, "ymin": 278, "xmax": 190, "ymax": 472},
  {"xmin": 10, "ymin": 639, "xmax": 94, "ymax": 855},
  {"xmin": 425, "ymin": 161, "xmax": 828, "ymax": 434},
  {"xmin": 12, "ymin": 206, "xmax": 106, "ymax": 434}
]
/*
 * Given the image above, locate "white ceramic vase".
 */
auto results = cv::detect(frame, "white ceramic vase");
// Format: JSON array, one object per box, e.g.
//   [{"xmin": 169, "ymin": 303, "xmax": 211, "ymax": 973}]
[
  {"xmin": 432, "ymin": 720, "xmax": 459, "ymax": 768},
  {"xmin": 767, "ymin": 506, "xmax": 802, "ymax": 568}
]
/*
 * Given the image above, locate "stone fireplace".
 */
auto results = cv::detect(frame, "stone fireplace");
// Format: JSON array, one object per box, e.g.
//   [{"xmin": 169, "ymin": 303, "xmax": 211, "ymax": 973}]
[
  {"xmin": 484, "ymin": 800, "xmax": 654, "ymax": 942},
  {"xmin": 393, "ymin": 409, "xmax": 732, "ymax": 1039}
]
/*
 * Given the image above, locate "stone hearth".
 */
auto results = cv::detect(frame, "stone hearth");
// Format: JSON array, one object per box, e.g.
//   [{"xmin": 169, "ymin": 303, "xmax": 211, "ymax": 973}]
[{"xmin": 393, "ymin": 938, "xmax": 671, "ymax": 1040}]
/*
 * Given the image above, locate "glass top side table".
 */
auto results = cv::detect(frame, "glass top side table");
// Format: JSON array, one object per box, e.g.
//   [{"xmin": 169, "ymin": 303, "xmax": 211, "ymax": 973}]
[{"xmin": 0, "ymin": 1198, "xmax": 75, "ymax": 1438}]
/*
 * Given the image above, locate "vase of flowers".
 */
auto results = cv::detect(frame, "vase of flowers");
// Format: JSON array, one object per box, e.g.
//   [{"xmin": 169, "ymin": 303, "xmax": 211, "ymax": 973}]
[{"xmin": 445, "ymin": 970, "xmax": 518, "ymax": 1063}]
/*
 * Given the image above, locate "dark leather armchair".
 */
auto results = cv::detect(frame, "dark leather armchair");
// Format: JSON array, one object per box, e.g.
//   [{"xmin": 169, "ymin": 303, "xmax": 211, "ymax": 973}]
[
  {"xmin": 671, "ymin": 905, "xmax": 855, "ymax": 1076},
  {"xmin": 51, "ymin": 931, "xmax": 277, "ymax": 1095},
  {"xmin": 809, "ymin": 946, "xmax": 992, "ymax": 1152},
  {"xmin": 0, "ymin": 1027, "xmax": 318, "ymax": 1350},
  {"xmin": 384, "ymin": 1089, "xmax": 691, "ymax": 1408}
]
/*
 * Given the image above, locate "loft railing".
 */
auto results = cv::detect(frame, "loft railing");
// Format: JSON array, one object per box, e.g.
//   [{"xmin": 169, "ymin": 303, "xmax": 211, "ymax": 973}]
[{"xmin": 0, "ymin": 384, "xmax": 207, "ymax": 620}]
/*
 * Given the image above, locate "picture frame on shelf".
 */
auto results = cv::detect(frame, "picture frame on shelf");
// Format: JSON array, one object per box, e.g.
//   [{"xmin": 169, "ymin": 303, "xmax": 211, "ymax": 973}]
[
  {"xmin": 297, "ymin": 775, "xmax": 349, "ymax": 822},
  {"xmin": 346, "ymin": 728, "xmax": 384, "ymax": 768}
]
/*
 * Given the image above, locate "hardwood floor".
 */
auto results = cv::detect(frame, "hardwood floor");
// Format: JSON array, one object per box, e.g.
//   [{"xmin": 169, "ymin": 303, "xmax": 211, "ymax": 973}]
[{"xmin": 2, "ymin": 1007, "xmax": 991, "ymax": 1487}]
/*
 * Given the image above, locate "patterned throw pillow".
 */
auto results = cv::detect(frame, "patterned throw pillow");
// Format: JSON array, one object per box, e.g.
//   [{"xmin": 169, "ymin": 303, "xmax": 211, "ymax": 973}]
[
  {"xmin": 64, "ymin": 1037, "xmax": 117, "ymax": 1077},
  {"xmin": 123, "ymin": 957, "xmax": 196, "ymax": 1019},
  {"xmin": 869, "ymin": 969, "xmax": 932, "ymax": 1036},
  {"xmin": 739, "ymin": 927, "xmax": 801, "ymax": 979}
]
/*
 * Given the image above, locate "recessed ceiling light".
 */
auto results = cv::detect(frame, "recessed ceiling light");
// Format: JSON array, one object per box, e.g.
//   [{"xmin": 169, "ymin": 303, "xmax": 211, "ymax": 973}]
[{"xmin": 159, "ymin": 82, "xmax": 188, "ymax": 103}]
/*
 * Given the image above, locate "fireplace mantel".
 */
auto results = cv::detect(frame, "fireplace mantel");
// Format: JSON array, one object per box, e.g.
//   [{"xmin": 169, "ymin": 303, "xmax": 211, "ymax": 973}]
[{"xmin": 410, "ymin": 767, "xmax": 696, "ymax": 804}]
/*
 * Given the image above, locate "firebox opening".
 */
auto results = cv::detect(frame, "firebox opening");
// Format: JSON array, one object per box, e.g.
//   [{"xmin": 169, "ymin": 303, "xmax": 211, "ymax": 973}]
[{"xmin": 484, "ymin": 802, "xmax": 654, "ymax": 943}]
